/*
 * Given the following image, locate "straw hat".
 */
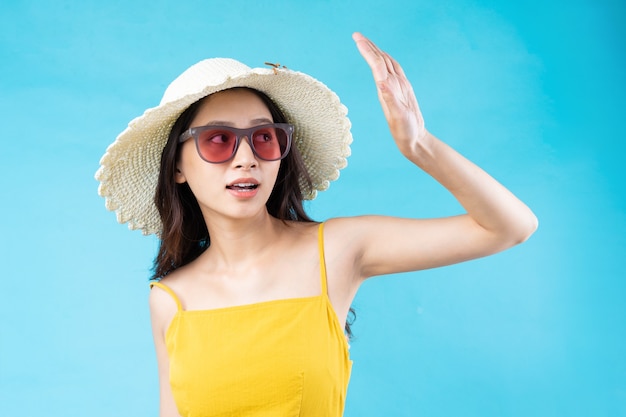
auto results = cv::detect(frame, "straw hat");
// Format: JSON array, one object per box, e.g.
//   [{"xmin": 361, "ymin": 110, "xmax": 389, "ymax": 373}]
[{"xmin": 95, "ymin": 58, "xmax": 352, "ymax": 235}]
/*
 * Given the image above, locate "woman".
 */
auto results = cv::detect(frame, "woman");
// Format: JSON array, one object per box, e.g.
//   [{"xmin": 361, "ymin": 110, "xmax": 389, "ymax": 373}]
[{"xmin": 96, "ymin": 33, "xmax": 537, "ymax": 416}]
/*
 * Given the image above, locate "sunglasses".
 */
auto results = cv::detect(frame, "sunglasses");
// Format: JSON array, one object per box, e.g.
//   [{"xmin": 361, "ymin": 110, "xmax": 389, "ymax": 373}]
[{"xmin": 179, "ymin": 123, "xmax": 293, "ymax": 163}]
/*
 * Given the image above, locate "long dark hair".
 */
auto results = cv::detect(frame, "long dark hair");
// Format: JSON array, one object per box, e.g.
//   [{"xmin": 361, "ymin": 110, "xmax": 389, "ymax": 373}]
[{"xmin": 152, "ymin": 87, "xmax": 355, "ymax": 337}]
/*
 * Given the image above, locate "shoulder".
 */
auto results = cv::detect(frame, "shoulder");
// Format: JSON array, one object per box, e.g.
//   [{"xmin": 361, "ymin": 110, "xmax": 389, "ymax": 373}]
[
  {"xmin": 148, "ymin": 276, "xmax": 184, "ymax": 336},
  {"xmin": 277, "ymin": 219, "xmax": 322, "ymax": 248},
  {"xmin": 282, "ymin": 219, "xmax": 320, "ymax": 234},
  {"xmin": 321, "ymin": 216, "xmax": 380, "ymax": 249},
  {"xmin": 313, "ymin": 216, "xmax": 372, "ymax": 270},
  {"xmin": 149, "ymin": 280, "xmax": 177, "ymax": 311},
  {"xmin": 321, "ymin": 216, "xmax": 417, "ymax": 279},
  {"xmin": 282, "ymin": 217, "xmax": 371, "ymax": 239}
]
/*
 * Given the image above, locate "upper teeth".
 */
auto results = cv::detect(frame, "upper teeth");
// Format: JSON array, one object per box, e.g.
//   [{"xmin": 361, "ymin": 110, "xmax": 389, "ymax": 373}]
[{"xmin": 233, "ymin": 183, "xmax": 255, "ymax": 187}]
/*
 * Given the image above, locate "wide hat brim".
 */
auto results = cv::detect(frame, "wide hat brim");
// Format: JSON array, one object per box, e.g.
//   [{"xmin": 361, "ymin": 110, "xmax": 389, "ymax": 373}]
[{"xmin": 95, "ymin": 58, "xmax": 352, "ymax": 235}]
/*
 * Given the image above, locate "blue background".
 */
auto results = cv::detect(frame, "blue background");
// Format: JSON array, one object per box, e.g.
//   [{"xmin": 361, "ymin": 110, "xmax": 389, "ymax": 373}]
[{"xmin": 1, "ymin": 0, "xmax": 624, "ymax": 416}]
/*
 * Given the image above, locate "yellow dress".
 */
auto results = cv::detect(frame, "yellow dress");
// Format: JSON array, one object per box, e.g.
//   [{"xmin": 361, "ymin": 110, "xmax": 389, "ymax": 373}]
[{"xmin": 150, "ymin": 223, "xmax": 352, "ymax": 416}]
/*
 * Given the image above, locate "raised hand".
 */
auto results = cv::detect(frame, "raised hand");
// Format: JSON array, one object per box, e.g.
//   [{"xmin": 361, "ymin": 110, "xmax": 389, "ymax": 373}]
[{"xmin": 352, "ymin": 32, "xmax": 428, "ymax": 156}]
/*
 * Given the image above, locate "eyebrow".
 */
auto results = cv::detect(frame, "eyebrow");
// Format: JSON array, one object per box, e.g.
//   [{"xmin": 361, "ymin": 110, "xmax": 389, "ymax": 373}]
[{"xmin": 204, "ymin": 117, "xmax": 274, "ymax": 127}]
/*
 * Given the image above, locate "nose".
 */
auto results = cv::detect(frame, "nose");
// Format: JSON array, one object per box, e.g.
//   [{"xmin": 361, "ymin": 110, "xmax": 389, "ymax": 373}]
[{"xmin": 231, "ymin": 136, "xmax": 258, "ymax": 169}]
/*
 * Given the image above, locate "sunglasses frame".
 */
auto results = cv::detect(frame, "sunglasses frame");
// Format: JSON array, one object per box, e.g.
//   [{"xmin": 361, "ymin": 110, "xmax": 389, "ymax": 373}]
[{"xmin": 179, "ymin": 123, "xmax": 294, "ymax": 164}]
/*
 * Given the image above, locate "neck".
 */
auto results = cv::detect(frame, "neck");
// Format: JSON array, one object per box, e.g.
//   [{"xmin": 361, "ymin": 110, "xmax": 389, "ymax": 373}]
[{"xmin": 201, "ymin": 210, "xmax": 283, "ymax": 270}]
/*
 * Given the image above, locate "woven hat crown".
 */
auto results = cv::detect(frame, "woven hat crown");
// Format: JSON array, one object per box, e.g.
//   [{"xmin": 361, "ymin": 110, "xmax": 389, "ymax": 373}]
[{"xmin": 161, "ymin": 58, "xmax": 252, "ymax": 105}]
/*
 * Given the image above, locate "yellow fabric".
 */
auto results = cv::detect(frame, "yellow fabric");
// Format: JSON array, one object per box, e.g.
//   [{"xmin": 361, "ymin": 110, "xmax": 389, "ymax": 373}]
[{"xmin": 150, "ymin": 223, "xmax": 352, "ymax": 416}]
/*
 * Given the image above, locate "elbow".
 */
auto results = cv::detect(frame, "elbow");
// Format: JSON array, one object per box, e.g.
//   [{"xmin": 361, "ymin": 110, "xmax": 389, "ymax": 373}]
[
  {"xmin": 510, "ymin": 211, "xmax": 539, "ymax": 246},
  {"xmin": 486, "ymin": 210, "xmax": 539, "ymax": 251}
]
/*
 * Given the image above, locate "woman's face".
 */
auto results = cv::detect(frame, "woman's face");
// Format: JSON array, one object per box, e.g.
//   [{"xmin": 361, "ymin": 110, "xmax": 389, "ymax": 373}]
[{"xmin": 175, "ymin": 88, "xmax": 281, "ymax": 223}]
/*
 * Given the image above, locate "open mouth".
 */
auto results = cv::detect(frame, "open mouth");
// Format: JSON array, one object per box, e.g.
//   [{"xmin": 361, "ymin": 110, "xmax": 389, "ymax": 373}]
[{"xmin": 226, "ymin": 183, "xmax": 259, "ymax": 191}]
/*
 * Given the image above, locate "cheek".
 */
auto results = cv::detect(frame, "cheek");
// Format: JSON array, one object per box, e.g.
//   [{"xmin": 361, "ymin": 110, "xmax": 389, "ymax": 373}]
[
  {"xmin": 184, "ymin": 167, "xmax": 223, "ymax": 208},
  {"xmin": 176, "ymin": 142, "xmax": 201, "ymax": 181},
  {"xmin": 177, "ymin": 144, "xmax": 218, "ymax": 189}
]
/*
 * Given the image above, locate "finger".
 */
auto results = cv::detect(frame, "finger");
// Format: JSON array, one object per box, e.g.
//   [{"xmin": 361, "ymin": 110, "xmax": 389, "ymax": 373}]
[
  {"xmin": 382, "ymin": 54, "xmax": 396, "ymax": 74},
  {"xmin": 353, "ymin": 33, "xmax": 419, "ymax": 110},
  {"xmin": 388, "ymin": 54, "xmax": 406, "ymax": 78},
  {"xmin": 354, "ymin": 33, "xmax": 406, "ymax": 84},
  {"xmin": 352, "ymin": 32, "xmax": 384, "ymax": 56},
  {"xmin": 352, "ymin": 32, "xmax": 392, "ymax": 82},
  {"xmin": 353, "ymin": 32, "xmax": 389, "ymax": 68}
]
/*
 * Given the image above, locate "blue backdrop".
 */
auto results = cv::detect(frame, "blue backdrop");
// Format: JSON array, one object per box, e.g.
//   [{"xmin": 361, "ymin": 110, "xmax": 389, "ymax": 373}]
[{"xmin": 1, "ymin": 0, "xmax": 624, "ymax": 416}]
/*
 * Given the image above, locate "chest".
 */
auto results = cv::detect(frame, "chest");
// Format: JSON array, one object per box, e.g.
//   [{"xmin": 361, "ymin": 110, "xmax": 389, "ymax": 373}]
[
  {"xmin": 182, "ymin": 253, "xmax": 322, "ymax": 311},
  {"xmin": 166, "ymin": 297, "xmax": 352, "ymax": 416}
]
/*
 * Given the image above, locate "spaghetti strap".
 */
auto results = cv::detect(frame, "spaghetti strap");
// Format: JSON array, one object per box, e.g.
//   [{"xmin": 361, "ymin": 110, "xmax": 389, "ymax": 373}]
[
  {"xmin": 317, "ymin": 222, "xmax": 328, "ymax": 295},
  {"xmin": 150, "ymin": 281, "xmax": 183, "ymax": 312}
]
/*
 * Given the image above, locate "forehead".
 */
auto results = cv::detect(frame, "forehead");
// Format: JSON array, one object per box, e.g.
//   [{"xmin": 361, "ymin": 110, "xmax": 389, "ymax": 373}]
[
  {"xmin": 199, "ymin": 89, "xmax": 270, "ymax": 116},
  {"xmin": 190, "ymin": 88, "xmax": 273, "ymax": 128}
]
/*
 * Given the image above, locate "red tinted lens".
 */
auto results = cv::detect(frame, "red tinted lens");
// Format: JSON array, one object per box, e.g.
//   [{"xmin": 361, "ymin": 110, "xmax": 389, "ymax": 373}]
[
  {"xmin": 197, "ymin": 128, "xmax": 238, "ymax": 162},
  {"xmin": 251, "ymin": 126, "xmax": 288, "ymax": 161}
]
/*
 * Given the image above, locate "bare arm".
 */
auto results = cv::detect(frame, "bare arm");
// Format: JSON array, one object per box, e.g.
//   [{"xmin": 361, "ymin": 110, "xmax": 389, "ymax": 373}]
[
  {"xmin": 149, "ymin": 287, "xmax": 182, "ymax": 417},
  {"xmin": 334, "ymin": 33, "xmax": 538, "ymax": 281}
]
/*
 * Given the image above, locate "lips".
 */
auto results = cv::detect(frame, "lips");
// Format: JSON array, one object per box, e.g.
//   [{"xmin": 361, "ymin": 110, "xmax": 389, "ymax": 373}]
[{"xmin": 226, "ymin": 178, "xmax": 259, "ymax": 191}]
